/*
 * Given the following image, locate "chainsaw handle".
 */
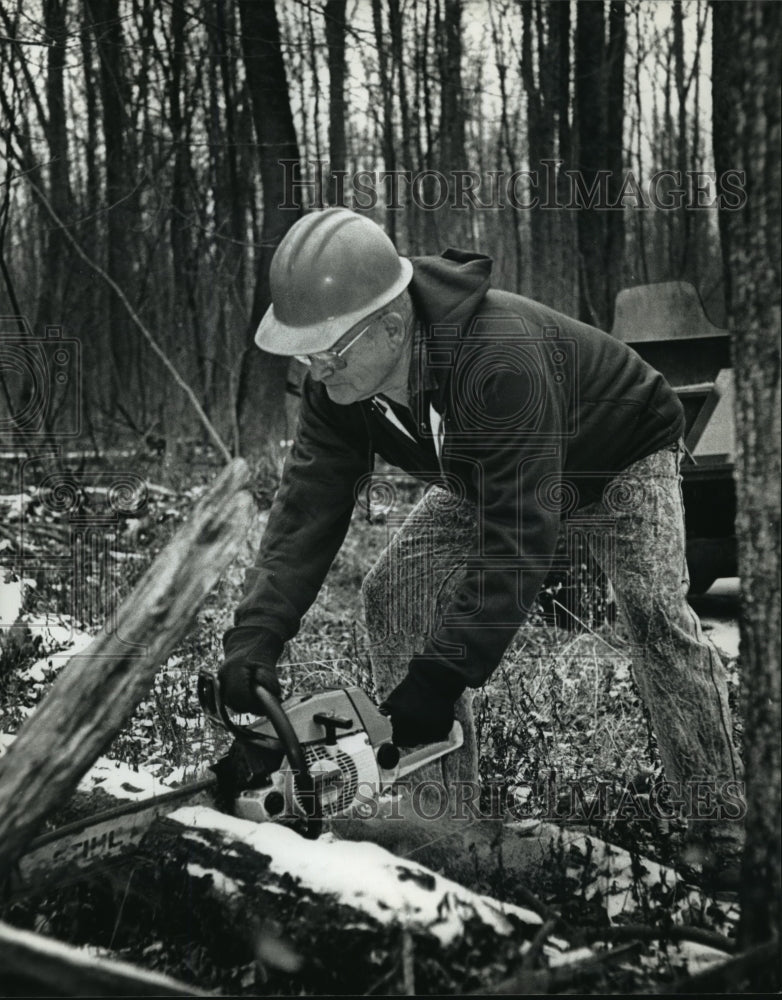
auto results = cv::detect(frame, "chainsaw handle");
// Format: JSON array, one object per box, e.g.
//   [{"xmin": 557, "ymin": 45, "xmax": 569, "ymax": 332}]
[
  {"xmin": 253, "ymin": 685, "xmax": 322, "ymax": 840},
  {"xmin": 197, "ymin": 671, "xmax": 322, "ymax": 839}
]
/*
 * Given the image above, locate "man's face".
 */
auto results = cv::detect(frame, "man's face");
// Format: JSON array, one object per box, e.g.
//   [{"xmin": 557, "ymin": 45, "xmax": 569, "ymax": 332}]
[{"xmin": 303, "ymin": 311, "xmax": 408, "ymax": 405}]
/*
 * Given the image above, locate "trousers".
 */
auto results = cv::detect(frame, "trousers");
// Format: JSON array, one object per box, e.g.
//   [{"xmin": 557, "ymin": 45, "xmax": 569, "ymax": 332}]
[{"xmin": 361, "ymin": 442, "xmax": 744, "ymax": 842}]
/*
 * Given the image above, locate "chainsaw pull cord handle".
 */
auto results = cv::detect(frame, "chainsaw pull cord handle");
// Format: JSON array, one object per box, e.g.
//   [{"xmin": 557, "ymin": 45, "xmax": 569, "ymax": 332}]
[{"xmin": 253, "ymin": 685, "xmax": 322, "ymax": 840}]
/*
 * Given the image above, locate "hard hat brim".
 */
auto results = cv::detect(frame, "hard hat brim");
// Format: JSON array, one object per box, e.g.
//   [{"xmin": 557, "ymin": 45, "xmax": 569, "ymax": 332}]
[{"xmin": 255, "ymin": 257, "xmax": 414, "ymax": 356}]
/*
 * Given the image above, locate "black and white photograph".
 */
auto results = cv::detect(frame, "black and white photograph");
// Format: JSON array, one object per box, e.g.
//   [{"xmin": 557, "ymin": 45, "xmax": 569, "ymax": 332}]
[{"xmin": 0, "ymin": 0, "xmax": 779, "ymax": 994}]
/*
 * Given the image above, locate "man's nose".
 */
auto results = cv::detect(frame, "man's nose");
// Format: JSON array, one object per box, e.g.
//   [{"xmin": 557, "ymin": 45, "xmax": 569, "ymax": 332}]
[{"xmin": 308, "ymin": 359, "xmax": 336, "ymax": 382}]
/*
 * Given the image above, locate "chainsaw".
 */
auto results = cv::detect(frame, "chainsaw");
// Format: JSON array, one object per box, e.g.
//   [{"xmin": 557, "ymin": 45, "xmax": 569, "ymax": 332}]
[{"xmin": 8, "ymin": 673, "xmax": 463, "ymax": 899}]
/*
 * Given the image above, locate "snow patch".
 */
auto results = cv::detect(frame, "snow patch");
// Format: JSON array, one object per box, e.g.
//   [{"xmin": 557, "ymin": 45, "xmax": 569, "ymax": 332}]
[
  {"xmin": 0, "ymin": 577, "xmax": 25, "ymax": 626},
  {"xmin": 26, "ymin": 617, "xmax": 95, "ymax": 658},
  {"xmin": 0, "ymin": 492, "xmax": 32, "ymax": 520},
  {"xmin": 169, "ymin": 806, "xmax": 542, "ymax": 945},
  {"xmin": 700, "ymin": 618, "xmax": 739, "ymax": 660},
  {"xmin": 675, "ymin": 940, "xmax": 731, "ymax": 971},
  {"xmin": 547, "ymin": 945, "xmax": 594, "ymax": 967},
  {"xmin": 163, "ymin": 763, "xmax": 213, "ymax": 786},
  {"xmin": 16, "ymin": 625, "xmax": 95, "ymax": 687},
  {"xmin": 187, "ymin": 862, "xmax": 243, "ymax": 897},
  {"xmin": 76, "ymin": 757, "xmax": 170, "ymax": 801},
  {"xmin": 555, "ymin": 828, "xmax": 739, "ymax": 927}
]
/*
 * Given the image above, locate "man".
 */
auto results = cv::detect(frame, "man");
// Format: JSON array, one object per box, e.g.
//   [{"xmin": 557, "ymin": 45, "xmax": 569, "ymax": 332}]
[{"xmin": 220, "ymin": 207, "xmax": 743, "ymax": 880}]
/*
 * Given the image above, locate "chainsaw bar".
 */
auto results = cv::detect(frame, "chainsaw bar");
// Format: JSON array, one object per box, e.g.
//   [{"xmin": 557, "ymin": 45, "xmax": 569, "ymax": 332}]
[
  {"xmin": 7, "ymin": 776, "xmax": 216, "ymax": 900},
  {"xmin": 8, "ymin": 679, "xmax": 466, "ymax": 903},
  {"xmin": 7, "ymin": 728, "xmax": 465, "ymax": 901}
]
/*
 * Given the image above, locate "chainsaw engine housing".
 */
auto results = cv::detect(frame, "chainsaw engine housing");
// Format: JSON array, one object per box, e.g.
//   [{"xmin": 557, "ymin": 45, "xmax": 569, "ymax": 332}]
[{"xmin": 222, "ymin": 687, "xmax": 398, "ymax": 823}]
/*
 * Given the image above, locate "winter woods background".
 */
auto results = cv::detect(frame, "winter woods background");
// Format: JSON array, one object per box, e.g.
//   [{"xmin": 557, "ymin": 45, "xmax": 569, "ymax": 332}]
[
  {"xmin": 0, "ymin": 0, "xmax": 741, "ymax": 470},
  {"xmin": 0, "ymin": 1, "xmax": 779, "ymax": 989}
]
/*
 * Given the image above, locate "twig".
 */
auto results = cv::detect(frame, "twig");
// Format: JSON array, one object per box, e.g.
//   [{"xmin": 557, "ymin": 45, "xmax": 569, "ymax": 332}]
[
  {"xmin": 22, "ymin": 176, "xmax": 232, "ymax": 464},
  {"xmin": 0, "ymin": 523, "xmax": 18, "ymax": 543},
  {"xmin": 510, "ymin": 883, "xmax": 567, "ymax": 930},
  {"xmin": 520, "ymin": 915, "xmax": 560, "ymax": 970},
  {"xmin": 551, "ymin": 598, "xmax": 625, "ymax": 655},
  {"xmin": 401, "ymin": 929, "xmax": 415, "ymax": 995},
  {"xmin": 0, "ymin": 33, "xmax": 52, "ymax": 46},
  {"xmin": 477, "ymin": 942, "xmax": 640, "ymax": 995},
  {"xmin": 579, "ymin": 922, "xmax": 736, "ymax": 954},
  {"xmin": 661, "ymin": 937, "xmax": 779, "ymax": 994}
]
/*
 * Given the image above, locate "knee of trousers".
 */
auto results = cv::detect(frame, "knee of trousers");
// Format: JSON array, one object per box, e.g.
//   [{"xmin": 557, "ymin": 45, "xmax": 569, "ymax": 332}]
[{"xmin": 361, "ymin": 557, "xmax": 387, "ymax": 611}]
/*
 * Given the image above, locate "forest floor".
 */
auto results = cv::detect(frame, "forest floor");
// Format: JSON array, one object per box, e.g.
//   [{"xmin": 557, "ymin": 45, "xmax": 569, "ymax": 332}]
[{"xmin": 0, "ymin": 448, "xmax": 744, "ymax": 994}]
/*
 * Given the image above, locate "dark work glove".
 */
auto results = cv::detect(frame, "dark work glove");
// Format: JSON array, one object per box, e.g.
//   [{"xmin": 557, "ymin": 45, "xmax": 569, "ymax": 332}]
[
  {"xmin": 380, "ymin": 662, "xmax": 466, "ymax": 747},
  {"xmin": 219, "ymin": 625, "xmax": 284, "ymax": 714}
]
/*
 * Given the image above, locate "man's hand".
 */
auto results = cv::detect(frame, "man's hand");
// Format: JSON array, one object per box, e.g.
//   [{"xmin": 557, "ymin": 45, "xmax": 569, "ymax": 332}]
[
  {"xmin": 379, "ymin": 668, "xmax": 464, "ymax": 747},
  {"xmin": 219, "ymin": 626, "xmax": 284, "ymax": 714}
]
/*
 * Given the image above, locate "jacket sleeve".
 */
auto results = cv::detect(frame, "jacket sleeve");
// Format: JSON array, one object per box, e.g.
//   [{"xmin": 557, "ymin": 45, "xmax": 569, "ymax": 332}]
[
  {"xmin": 411, "ymin": 359, "xmax": 565, "ymax": 691},
  {"xmin": 233, "ymin": 377, "xmax": 372, "ymax": 641}
]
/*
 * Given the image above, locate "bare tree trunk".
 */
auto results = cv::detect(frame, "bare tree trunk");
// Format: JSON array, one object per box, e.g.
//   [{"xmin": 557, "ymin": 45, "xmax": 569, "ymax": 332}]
[
  {"xmin": 519, "ymin": 0, "xmax": 544, "ymax": 299},
  {"xmin": 672, "ymin": 0, "xmax": 690, "ymax": 276},
  {"xmin": 216, "ymin": 0, "xmax": 245, "ymax": 282},
  {"xmin": 490, "ymin": 9, "xmax": 523, "ymax": 292},
  {"xmin": 86, "ymin": 0, "xmax": 135, "ymax": 409},
  {"xmin": 439, "ymin": 0, "xmax": 466, "ymax": 172},
  {"xmin": 631, "ymin": 3, "xmax": 649, "ymax": 285},
  {"xmin": 574, "ymin": 0, "xmax": 607, "ymax": 327},
  {"xmin": 324, "ymin": 0, "xmax": 347, "ymax": 206},
  {"xmin": 439, "ymin": 0, "xmax": 467, "ymax": 243},
  {"xmin": 554, "ymin": 0, "xmax": 576, "ymax": 313},
  {"xmin": 388, "ymin": 0, "xmax": 416, "ymax": 246},
  {"xmin": 604, "ymin": 1, "xmax": 625, "ymax": 326},
  {"xmin": 519, "ymin": 0, "xmax": 563, "ymax": 302},
  {"xmin": 371, "ymin": 0, "xmax": 397, "ymax": 241},
  {"xmin": 712, "ymin": 0, "xmax": 781, "ymax": 967},
  {"xmin": 237, "ymin": 0, "xmax": 301, "ymax": 477},
  {"xmin": 38, "ymin": 0, "xmax": 72, "ymax": 330},
  {"xmin": 167, "ymin": 0, "xmax": 203, "ymax": 408}
]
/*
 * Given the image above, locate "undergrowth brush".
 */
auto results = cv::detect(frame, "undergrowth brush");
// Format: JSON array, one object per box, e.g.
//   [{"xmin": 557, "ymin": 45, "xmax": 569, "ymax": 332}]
[{"xmin": 0, "ymin": 455, "xmax": 742, "ymax": 991}]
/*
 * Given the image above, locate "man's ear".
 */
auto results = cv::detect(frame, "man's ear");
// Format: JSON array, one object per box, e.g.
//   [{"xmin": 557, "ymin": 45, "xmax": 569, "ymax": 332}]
[{"xmin": 380, "ymin": 311, "xmax": 406, "ymax": 345}]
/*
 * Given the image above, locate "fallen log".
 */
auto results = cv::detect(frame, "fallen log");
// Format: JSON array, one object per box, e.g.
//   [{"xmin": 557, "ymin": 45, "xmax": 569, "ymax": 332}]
[
  {"xmin": 124, "ymin": 805, "xmax": 566, "ymax": 995},
  {"xmin": 327, "ymin": 796, "xmax": 558, "ymax": 912},
  {"xmin": 5, "ymin": 750, "xmax": 738, "ymax": 993},
  {"xmin": 328, "ymin": 802, "xmax": 739, "ymax": 970},
  {"xmin": 0, "ymin": 919, "xmax": 210, "ymax": 997},
  {"xmin": 0, "ymin": 459, "xmax": 253, "ymax": 881},
  {"xmin": 3, "ymin": 761, "xmax": 568, "ymax": 994}
]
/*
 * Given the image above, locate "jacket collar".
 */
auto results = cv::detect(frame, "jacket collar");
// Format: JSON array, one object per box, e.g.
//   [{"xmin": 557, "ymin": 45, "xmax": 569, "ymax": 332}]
[
  {"xmin": 405, "ymin": 250, "xmax": 493, "ymax": 422},
  {"xmin": 407, "ymin": 320, "xmax": 446, "ymax": 431}
]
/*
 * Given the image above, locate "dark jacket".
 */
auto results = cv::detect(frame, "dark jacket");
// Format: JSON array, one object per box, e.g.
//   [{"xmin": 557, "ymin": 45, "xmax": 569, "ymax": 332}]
[{"xmin": 233, "ymin": 250, "xmax": 684, "ymax": 690}]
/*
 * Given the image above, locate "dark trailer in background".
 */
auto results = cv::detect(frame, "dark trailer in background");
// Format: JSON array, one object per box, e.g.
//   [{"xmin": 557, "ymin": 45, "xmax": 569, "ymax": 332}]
[{"xmin": 611, "ymin": 281, "xmax": 736, "ymax": 595}]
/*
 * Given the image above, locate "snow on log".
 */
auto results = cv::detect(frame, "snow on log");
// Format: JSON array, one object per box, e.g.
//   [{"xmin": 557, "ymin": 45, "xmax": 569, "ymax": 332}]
[
  {"xmin": 128, "ymin": 806, "xmax": 577, "ymax": 994},
  {"xmin": 0, "ymin": 459, "xmax": 253, "ymax": 880},
  {"xmin": 549, "ymin": 825, "xmax": 739, "ymax": 931},
  {"xmin": 330, "ymin": 805, "xmax": 735, "ymax": 976},
  {"xmin": 166, "ymin": 805, "xmax": 541, "ymax": 945},
  {"xmin": 333, "ymin": 801, "xmax": 737, "ymax": 939},
  {"xmin": 0, "ymin": 919, "xmax": 209, "ymax": 997},
  {"xmin": 327, "ymin": 797, "xmax": 552, "ymax": 906}
]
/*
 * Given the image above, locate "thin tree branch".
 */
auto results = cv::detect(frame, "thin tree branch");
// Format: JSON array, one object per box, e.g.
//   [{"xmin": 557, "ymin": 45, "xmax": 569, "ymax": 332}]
[
  {"xmin": 580, "ymin": 921, "xmax": 736, "ymax": 954},
  {"xmin": 24, "ymin": 174, "xmax": 232, "ymax": 463}
]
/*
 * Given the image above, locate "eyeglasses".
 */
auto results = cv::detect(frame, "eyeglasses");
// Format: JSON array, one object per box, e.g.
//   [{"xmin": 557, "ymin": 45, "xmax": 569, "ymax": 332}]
[{"xmin": 294, "ymin": 323, "xmax": 371, "ymax": 371}]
